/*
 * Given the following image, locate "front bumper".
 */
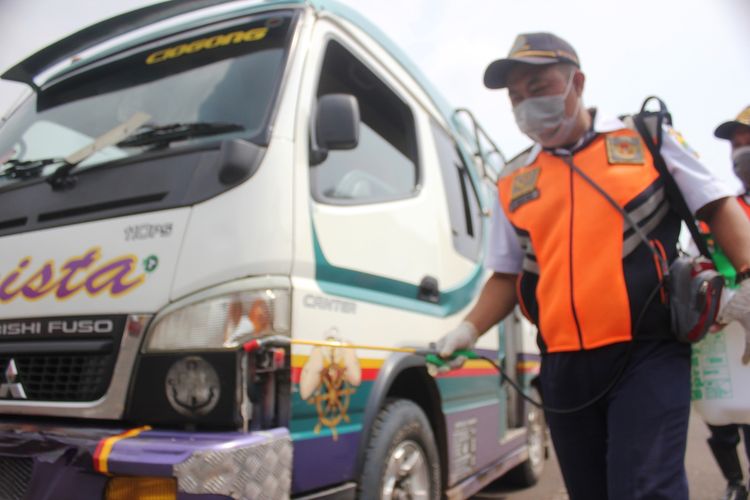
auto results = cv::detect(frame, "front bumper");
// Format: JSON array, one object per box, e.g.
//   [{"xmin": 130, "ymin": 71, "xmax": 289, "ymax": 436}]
[{"xmin": 0, "ymin": 422, "xmax": 292, "ymax": 500}]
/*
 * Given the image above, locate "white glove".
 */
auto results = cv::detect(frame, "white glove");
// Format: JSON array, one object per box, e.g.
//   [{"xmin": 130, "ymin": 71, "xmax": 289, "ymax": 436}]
[
  {"xmin": 434, "ymin": 321, "xmax": 479, "ymax": 371},
  {"xmin": 717, "ymin": 281, "xmax": 750, "ymax": 365}
]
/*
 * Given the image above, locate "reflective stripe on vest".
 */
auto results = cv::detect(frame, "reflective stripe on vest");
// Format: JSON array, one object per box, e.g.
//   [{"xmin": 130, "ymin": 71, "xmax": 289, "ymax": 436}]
[{"xmin": 497, "ymin": 129, "xmax": 680, "ymax": 353}]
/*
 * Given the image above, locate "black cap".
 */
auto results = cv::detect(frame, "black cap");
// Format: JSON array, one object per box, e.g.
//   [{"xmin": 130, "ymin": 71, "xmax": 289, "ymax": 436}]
[
  {"xmin": 484, "ymin": 32, "xmax": 580, "ymax": 89},
  {"xmin": 714, "ymin": 106, "xmax": 750, "ymax": 140}
]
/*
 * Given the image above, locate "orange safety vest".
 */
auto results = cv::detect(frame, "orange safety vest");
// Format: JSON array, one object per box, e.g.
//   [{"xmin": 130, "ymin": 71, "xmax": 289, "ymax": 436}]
[{"xmin": 497, "ymin": 129, "xmax": 681, "ymax": 353}]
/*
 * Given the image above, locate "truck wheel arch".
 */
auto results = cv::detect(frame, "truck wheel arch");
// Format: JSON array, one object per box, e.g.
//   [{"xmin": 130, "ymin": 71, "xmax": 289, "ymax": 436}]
[{"xmin": 354, "ymin": 353, "xmax": 448, "ymax": 489}]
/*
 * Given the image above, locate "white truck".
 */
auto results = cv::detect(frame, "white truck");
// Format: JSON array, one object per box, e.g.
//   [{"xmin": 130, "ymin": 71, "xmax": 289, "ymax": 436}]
[{"xmin": 0, "ymin": 1, "xmax": 544, "ymax": 498}]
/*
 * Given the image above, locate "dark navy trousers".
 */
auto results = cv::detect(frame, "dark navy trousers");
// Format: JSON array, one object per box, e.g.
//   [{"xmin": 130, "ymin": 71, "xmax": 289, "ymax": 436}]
[
  {"xmin": 708, "ymin": 424, "xmax": 750, "ymax": 460},
  {"xmin": 539, "ymin": 339, "xmax": 691, "ymax": 500},
  {"xmin": 707, "ymin": 422, "xmax": 750, "ymax": 482}
]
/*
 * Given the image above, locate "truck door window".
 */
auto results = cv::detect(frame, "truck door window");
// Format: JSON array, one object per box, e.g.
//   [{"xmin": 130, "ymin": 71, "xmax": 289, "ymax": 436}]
[
  {"xmin": 431, "ymin": 121, "xmax": 482, "ymax": 261},
  {"xmin": 310, "ymin": 40, "xmax": 418, "ymax": 204}
]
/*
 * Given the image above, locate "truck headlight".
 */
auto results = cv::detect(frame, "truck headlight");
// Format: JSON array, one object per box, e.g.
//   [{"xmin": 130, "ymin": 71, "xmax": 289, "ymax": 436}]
[{"xmin": 144, "ymin": 288, "xmax": 290, "ymax": 352}]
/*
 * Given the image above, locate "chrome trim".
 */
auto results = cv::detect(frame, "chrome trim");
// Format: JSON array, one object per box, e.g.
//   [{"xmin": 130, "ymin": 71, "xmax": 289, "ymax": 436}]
[
  {"xmin": 0, "ymin": 314, "xmax": 151, "ymax": 419},
  {"xmin": 294, "ymin": 482, "xmax": 356, "ymax": 500},
  {"xmin": 240, "ymin": 351, "xmax": 252, "ymax": 433}
]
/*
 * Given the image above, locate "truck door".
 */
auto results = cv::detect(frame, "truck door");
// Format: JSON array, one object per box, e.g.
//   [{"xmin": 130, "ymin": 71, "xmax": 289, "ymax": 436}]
[
  {"xmin": 296, "ymin": 25, "xmax": 485, "ymax": 319},
  {"xmin": 307, "ymin": 36, "xmax": 441, "ymax": 303}
]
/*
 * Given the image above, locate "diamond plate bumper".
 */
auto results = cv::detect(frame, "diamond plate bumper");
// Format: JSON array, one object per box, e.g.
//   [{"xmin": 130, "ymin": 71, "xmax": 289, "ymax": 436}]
[
  {"xmin": 0, "ymin": 422, "xmax": 292, "ymax": 500},
  {"xmin": 175, "ymin": 430, "xmax": 292, "ymax": 499}
]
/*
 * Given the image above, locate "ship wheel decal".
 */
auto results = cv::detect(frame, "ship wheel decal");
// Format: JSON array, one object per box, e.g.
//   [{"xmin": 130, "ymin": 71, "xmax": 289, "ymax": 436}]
[{"xmin": 299, "ymin": 337, "xmax": 362, "ymax": 441}]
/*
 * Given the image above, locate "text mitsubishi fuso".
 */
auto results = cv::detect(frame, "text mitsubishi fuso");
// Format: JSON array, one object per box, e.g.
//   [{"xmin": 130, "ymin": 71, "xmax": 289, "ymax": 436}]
[{"xmin": 0, "ymin": 1, "xmax": 545, "ymax": 499}]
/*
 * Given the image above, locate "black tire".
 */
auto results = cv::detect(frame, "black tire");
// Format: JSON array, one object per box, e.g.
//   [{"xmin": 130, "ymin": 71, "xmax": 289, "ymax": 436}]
[
  {"xmin": 358, "ymin": 399, "xmax": 441, "ymax": 500},
  {"xmin": 504, "ymin": 388, "xmax": 547, "ymax": 487}
]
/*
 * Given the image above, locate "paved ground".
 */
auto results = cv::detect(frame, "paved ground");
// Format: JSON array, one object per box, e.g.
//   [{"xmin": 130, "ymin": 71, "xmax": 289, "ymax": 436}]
[{"xmin": 474, "ymin": 411, "xmax": 748, "ymax": 500}]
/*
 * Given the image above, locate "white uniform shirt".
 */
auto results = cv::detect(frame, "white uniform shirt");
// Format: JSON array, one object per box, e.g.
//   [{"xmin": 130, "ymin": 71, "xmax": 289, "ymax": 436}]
[{"xmin": 485, "ymin": 113, "xmax": 733, "ymax": 274}]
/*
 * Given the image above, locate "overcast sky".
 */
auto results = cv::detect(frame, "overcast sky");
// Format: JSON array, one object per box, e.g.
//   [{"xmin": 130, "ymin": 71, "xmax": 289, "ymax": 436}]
[{"xmin": 1, "ymin": 0, "xmax": 748, "ymax": 187}]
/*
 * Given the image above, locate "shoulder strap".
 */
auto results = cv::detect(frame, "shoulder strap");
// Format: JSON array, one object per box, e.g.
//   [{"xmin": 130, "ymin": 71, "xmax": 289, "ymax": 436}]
[{"xmin": 631, "ymin": 96, "xmax": 711, "ymax": 258}]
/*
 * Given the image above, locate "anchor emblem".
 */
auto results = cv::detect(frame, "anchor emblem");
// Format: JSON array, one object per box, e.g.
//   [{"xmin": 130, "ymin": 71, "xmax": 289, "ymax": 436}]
[{"xmin": 299, "ymin": 335, "xmax": 362, "ymax": 441}]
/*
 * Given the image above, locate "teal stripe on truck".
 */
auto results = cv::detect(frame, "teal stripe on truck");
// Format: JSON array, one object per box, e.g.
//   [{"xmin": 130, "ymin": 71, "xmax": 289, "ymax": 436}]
[{"xmin": 312, "ymin": 224, "xmax": 485, "ymax": 317}]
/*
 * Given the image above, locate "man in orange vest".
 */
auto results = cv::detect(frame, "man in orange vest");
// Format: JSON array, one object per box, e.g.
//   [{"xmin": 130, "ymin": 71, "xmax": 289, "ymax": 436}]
[
  {"xmin": 437, "ymin": 34, "xmax": 750, "ymax": 499},
  {"xmin": 704, "ymin": 107, "xmax": 750, "ymax": 500}
]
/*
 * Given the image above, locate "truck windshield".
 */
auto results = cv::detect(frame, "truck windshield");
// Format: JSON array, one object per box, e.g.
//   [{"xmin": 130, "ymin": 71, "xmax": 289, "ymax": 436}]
[{"xmin": 0, "ymin": 11, "xmax": 296, "ymax": 188}]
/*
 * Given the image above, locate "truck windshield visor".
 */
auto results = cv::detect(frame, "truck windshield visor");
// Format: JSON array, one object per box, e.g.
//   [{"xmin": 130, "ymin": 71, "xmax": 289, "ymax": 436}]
[{"xmin": 0, "ymin": 11, "xmax": 296, "ymax": 188}]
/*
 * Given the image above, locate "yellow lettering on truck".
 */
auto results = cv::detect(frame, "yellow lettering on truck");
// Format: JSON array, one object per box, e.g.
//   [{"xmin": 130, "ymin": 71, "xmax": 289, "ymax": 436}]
[{"xmin": 145, "ymin": 27, "xmax": 269, "ymax": 64}]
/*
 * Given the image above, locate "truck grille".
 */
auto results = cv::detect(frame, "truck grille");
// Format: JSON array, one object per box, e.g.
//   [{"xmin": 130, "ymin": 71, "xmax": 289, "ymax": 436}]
[
  {"xmin": 0, "ymin": 353, "xmax": 116, "ymax": 402},
  {"xmin": 0, "ymin": 456, "xmax": 32, "ymax": 500}
]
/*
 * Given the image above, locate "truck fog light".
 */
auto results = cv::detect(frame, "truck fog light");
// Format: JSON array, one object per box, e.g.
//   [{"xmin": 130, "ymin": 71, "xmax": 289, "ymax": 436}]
[
  {"xmin": 105, "ymin": 477, "xmax": 176, "ymax": 500},
  {"xmin": 165, "ymin": 356, "xmax": 220, "ymax": 417}
]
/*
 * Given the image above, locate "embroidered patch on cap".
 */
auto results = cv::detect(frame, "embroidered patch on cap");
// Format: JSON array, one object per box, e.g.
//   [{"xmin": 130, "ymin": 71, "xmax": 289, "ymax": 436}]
[
  {"xmin": 605, "ymin": 136, "xmax": 644, "ymax": 165},
  {"xmin": 510, "ymin": 35, "xmax": 530, "ymax": 56},
  {"xmin": 738, "ymin": 108, "xmax": 750, "ymax": 125},
  {"xmin": 509, "ymin": 167, "xmax": 540, "ymax": 212}
]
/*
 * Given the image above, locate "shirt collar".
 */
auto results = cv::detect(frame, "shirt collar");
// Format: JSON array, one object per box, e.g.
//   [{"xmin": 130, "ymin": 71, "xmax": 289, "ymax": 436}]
[{"xmin": 594, "ymin": 112, "xmax": 627, "ymax": 133}]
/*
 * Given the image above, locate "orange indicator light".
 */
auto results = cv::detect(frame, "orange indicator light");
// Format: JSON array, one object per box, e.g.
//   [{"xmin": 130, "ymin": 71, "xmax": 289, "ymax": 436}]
[{"xmin": 248, "ymin": 299, "xmax": 270, "ymax": 334}]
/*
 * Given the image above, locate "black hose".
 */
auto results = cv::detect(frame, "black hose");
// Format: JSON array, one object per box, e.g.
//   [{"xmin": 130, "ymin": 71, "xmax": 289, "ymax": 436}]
[{"xmin": 479, "ymin": 283, "xmax": 663, "ymax": 415}]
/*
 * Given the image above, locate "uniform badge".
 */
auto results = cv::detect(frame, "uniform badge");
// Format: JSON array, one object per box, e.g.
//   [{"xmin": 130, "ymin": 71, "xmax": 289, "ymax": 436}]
[
  {"xmin": 605, "ymin": 136, "xmax": 644, "ymax": 165},
  {"xmin": 509, "ymin": 167, "xmax": 540, "ymax": 212}
]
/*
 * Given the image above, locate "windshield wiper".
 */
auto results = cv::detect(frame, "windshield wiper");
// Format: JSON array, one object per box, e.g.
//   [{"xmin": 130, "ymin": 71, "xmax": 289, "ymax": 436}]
[
  {"xmin": 0, "ymin": 157, "xmax": 65, "ymax": 180},
  {"xmin": 1, "ymin": 112, "xmax": 153, "ymax": 189},
  {"xmin": 116, "ymin": 122, "xmax": 245, "ymax": 149},
  {"xmin": 1, "ymin": 116, "xmax": 237, "ymax": 190},
  {"xmin": 45, "ymin": 112, "xmax": 151, "ymax": 189}
]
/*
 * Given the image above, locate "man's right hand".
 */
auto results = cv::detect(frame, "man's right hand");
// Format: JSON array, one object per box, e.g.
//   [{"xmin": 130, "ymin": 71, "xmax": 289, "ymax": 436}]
[{"xmin": 434, "ymin": 321, "xmax": 479, "ymax": 370}]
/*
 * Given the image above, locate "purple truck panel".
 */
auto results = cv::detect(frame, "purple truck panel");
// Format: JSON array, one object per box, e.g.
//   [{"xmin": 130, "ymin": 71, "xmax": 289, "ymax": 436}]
[{"xmin": 291, "ymin": 431, "xmax": 360, "ymax": 493}]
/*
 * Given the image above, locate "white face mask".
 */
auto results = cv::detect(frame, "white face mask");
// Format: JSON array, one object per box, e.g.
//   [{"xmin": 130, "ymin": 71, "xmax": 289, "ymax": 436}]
[
  {"xmin": 512, "ymin": 72, "xmax": 580, "ymax": 148},
  {"xmin": 733, "ymin": 145, "xmax": 750, "ymax": 189}
]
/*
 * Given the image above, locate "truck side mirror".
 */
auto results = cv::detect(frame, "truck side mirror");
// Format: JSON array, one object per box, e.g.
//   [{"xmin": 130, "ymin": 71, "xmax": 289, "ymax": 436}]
[{"xmin": 310, "ymin": 94, "xmax": 360, "ymax": 166}]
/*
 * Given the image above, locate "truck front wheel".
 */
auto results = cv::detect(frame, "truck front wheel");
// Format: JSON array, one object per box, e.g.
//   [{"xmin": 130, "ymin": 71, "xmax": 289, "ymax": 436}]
[{"xmin": 358, "ymin": 399, "xmax": 441, "ymax": 500}]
